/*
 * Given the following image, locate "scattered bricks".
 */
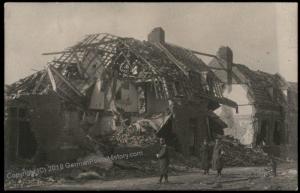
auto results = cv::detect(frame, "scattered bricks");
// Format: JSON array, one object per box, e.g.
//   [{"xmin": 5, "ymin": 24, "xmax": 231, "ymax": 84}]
[
  {"xmin": 110, "ymin": 121, "xmax": 158, "ymax": 146},
  {"xmin": 219, "ymin": 136, "xmax": 270, "ymax": 167}
]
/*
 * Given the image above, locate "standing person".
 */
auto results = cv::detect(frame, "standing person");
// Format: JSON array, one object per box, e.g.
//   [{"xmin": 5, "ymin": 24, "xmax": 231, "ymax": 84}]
[
  {"xmin": 156, "ymin": 138, "xmax": 170, "ymax": 184},
  {"xmin": 212, "ymin": 139, "xmax": 225, "ymax": 177},
  {"xmin": 200, "ymin": 139, "xmax": 210, "ymax": 175}
]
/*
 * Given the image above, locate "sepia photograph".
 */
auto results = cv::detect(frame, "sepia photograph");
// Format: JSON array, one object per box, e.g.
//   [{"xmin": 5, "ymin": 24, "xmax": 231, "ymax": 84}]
[{"xmin": 4, "ymin": 2, "xmax": 298, "ymax": 190}]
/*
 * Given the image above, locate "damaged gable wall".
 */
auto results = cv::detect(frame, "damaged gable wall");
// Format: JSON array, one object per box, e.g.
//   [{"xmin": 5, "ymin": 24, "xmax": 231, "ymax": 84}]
[
  {"xmin": 215, "ymin": 84, "xmax": 255, "ymax": 145},
  {"xmin": 215, "ymin": 76, "xmax": 286, "ymax": 150},
  {"xmin": 209, "ymin": 47, "xmax": 288, "ymax": 155}
]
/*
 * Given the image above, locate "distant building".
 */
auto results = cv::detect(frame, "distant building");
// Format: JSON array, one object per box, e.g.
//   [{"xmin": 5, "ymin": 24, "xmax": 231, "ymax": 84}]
[
  {"xmin": 209, "ymin": 47, "xmax": 290, "ymax": 157},
  {"xmin": 286, "ymin": 82, "xmax": 298, "ymax": 159}
]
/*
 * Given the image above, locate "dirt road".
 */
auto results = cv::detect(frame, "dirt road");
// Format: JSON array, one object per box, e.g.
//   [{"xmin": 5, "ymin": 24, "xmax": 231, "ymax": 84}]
[{"xmin": 11, "ymin": 165, "xmax": 297, "ymax": 190}]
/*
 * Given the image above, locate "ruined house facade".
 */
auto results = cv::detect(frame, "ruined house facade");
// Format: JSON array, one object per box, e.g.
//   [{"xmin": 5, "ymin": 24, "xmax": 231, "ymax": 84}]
[
  {"xmin": 5, "ymin": 28, "xmax": 238, "ymax": 164},
  {"xmin": 285, "ymin": 82, "xmax": 298, "ymax": 159},
  {"xmin": 209, "ymin": 47, "xmax": 290, "ymax": 156}
]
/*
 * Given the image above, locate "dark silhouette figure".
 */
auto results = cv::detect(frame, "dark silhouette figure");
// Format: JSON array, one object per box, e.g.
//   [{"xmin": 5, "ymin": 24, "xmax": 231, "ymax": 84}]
[
  {"xmin": 157, "ymin": 138, "xmax": 169, "ymax": 183},
  {"xmin": 200, "ymin": 139, "xmax": 210, "ymax": 175},
  {"xmin": 212, "ymin": 139, "xmax": 225, "ymax": 177}
]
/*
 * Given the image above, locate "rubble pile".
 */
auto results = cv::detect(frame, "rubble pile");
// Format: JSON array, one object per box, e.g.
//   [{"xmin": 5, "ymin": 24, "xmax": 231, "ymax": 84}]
[
  {"xmin": 220, "ymin": 136, "xmax": 270, "ymax": 166},
  {"xmin": 6, "ymin": 70, "xmax": 51, "ymax": 98},
  {"xmin": 110, "ymin": 120, "xmax": 159, "ymax": 146}
]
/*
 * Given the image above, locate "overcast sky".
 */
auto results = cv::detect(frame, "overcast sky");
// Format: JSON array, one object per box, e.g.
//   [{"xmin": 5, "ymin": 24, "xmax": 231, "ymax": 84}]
[{"xmin": 5, "ymin": 3, "xmax": 298, "ymax": 84}]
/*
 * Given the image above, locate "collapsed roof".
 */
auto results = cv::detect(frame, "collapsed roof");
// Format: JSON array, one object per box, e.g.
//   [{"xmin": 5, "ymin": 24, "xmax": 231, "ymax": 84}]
[
  {"xmin": 7, "ymin": 32, "xmax": 238, "ymax": 109},
  {"xmin": 234, "ymin": 64, "xmax": 287, "ymax": 107},
  {"xmin": 209, "ymin": 55, "xmax": 288, "ymax": 109}
]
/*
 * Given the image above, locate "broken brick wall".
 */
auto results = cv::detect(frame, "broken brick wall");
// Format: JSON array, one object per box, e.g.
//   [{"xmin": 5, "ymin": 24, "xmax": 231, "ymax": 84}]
[
  {"xmin": 5, "ymin": 100, "xmax": 30, "ymax": 164},
  {"xmin": 5, "ymin": 93, "xmax": 86, "ymax": 166},
  {"xmin": 6, "ymin": 93, "xmax": 63, "ymax": 164}
]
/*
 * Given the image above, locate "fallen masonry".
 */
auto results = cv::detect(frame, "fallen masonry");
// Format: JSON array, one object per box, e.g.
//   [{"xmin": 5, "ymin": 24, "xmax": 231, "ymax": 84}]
[{"xmin": 218, "ymin": 135, "xmax": 270, "ymax": 166}]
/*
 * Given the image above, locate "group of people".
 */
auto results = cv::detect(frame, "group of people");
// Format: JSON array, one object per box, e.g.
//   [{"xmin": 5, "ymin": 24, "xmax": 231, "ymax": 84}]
[
  {"xmin": 156, "ymin": 138, "xmax": 225, "ymax": 184},
  {"xmin": 200, "ymin": 139, "xmax": 225, "ymax": 177}
]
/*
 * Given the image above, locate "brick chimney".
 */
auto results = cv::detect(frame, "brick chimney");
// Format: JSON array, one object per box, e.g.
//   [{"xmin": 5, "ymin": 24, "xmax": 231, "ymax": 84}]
[
  {"xmin": 217, "ymin": 46, "xmax": 233, "ymax": 90},
  {"xmin": 148, "ymin": 27, "xmax": 165, "ymax": 44}
]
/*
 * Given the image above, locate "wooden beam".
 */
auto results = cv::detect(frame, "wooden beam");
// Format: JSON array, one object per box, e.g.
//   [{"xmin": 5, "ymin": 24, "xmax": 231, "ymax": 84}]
[
  {"xmin": 121, "ymin": 41, "xmax": 160, "ymax": 78},
  {"xmin": 209, "ymin": 66, "xmax": 227, "ymax": 71},
  {"xmin": 52, "ymin": 60, "xmax": 77, "ymax": 66},
  {"xmin": 80, "ymin": 36, "xmax": 115, "ymax": 75},
  {"xmin": 71, "ymin": 51, "xmax": 84, "ymax": 78},
  {"xmin": 48, "ymin": 65, "xmax": 84, "ymax": 97},
  {"xmin": 32, "ymin": 71, "xmax": 47, "ymax": 94},
  {"xmin": 76, "ymin": 39, "xmax": 118, "ymax": 49},
  {"xmin": 80, "ymin": 34, "xmax": 99, "ymax": 47},
  {"xmin": 189, "ymin": 49, "xmax": 217, "ymax": 58},
  {"xmin": 42, "ymin": 46, "xmax": 115, "ymax": 56},
  {"xmin": 81, "ymin": 50, "xmax": 99, "ymax": 75},
  {"xmin": 155, "ymin": 42, "xmax": 189, "ymax": 76},
  {"xmin": 42, "ymin": 51, "xmax": 69, "ymax": 55}
]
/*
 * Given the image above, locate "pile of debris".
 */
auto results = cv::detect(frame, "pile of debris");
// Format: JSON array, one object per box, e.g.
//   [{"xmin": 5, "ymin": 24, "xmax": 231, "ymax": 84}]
[
  {"xmin": 220, "ymin": 136, "xmax": 270, "ymax": 166},
  {"xmin": 110, "ymin": 119, "xmax": 159, "ymax": 146}
]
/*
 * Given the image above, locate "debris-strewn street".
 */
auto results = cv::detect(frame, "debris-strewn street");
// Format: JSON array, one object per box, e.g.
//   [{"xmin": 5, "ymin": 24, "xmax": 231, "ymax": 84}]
[
  {"xmin": 8, "ymin": 163, "xmax": 298, "ymax": 191},
  {"xmin": 5, "ymin": 135, "xmax": 277, "ymax": 190}
]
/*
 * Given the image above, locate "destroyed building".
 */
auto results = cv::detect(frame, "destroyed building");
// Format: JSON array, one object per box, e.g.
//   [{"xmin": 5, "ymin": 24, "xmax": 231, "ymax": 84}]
[
  {"xmin": 209, "ymin": 47, "xmax": 289, "ymax": 156},
  {"xmin": 285, "ymin": 82, "xmax": 298, "ymax": 159},
  {"xmin": 5, "ymin": 28, "xmax": 238, "ymax": 164}
]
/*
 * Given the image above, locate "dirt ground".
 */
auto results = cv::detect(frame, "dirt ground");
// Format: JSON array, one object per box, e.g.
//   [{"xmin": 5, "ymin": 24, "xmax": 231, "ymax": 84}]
[{"xmin": 7, "ymin": 162, "xmax": 298, "ymax": 190}]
